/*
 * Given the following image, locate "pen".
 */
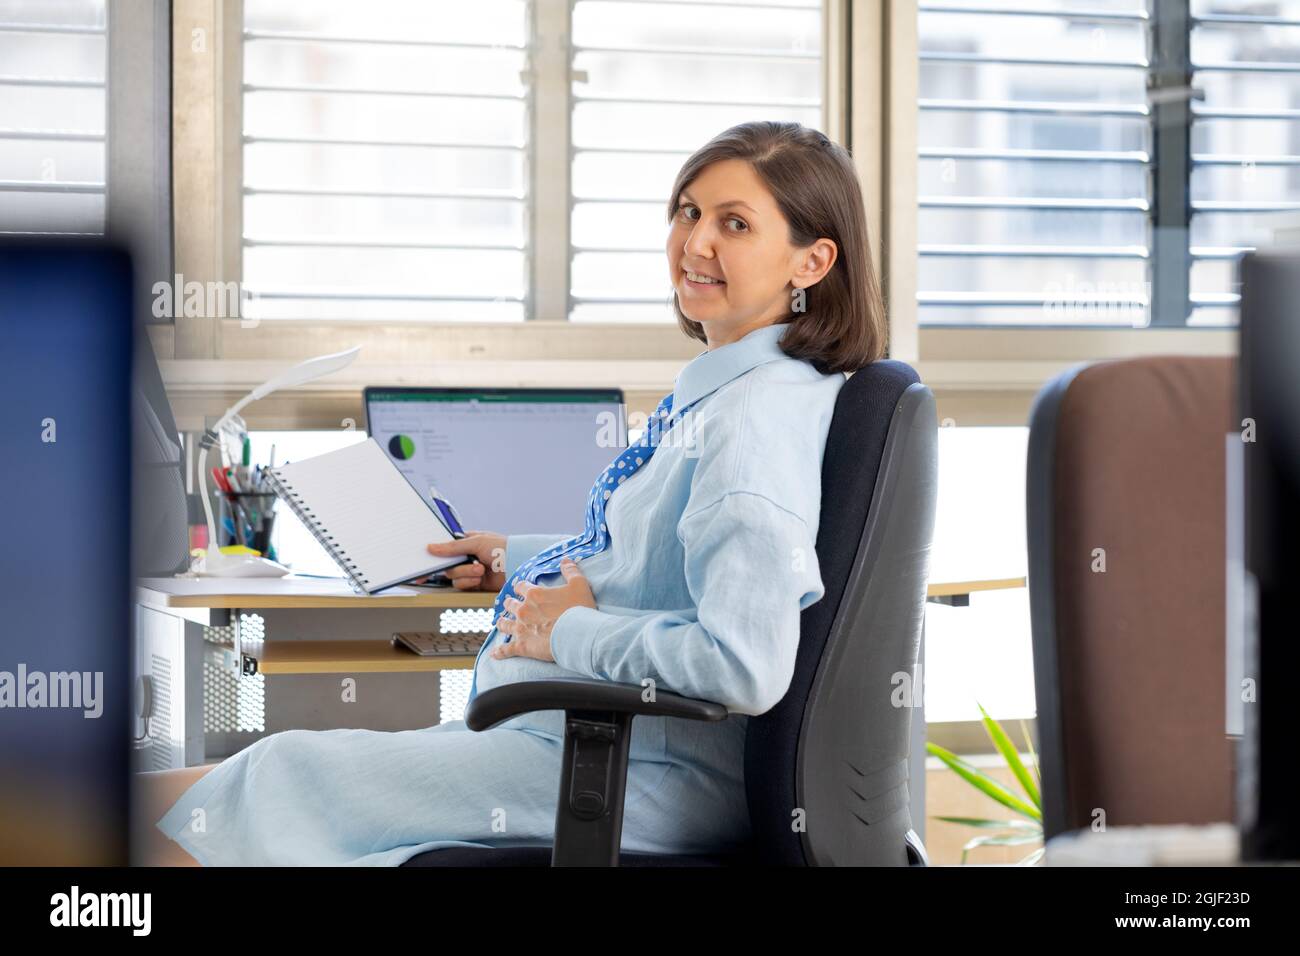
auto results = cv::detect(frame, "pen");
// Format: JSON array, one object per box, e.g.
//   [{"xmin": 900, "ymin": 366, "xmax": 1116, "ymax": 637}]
[{"xmin": 429, "ymin": 484, "xmax": 465, "ymax": 537}]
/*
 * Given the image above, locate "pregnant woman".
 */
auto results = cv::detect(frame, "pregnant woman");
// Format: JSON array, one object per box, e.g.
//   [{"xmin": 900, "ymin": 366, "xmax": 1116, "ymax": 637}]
[{"xmin": 139, "ymin": 120, "xmax": 887, "ymax": 865}]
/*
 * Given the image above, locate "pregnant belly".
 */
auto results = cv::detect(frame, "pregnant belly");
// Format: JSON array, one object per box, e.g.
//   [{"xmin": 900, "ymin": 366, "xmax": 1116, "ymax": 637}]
[
  {"xmin": 474, "ymin": 627, "xmax": 574, "ymax": 690},
  {"xmin": 469, "ymin": 629, "xmax": 579, "ymax": 741},
  {"xmin": 470, "ymin": 636, "xmax": 668, "ymax": 760}
]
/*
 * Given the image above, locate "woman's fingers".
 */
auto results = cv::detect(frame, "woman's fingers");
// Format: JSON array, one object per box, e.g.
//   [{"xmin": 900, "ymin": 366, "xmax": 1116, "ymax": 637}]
[
  {"xmin": 441, "ymin": 561, "xmax": 485, "ymax": 590},
  {"xmin": 428, "ymin": 535, "xmax": 486, "ymax": 562},
  {"xmin": 442, "ymin": 560, "xmax": 482, "ymax": 579}
]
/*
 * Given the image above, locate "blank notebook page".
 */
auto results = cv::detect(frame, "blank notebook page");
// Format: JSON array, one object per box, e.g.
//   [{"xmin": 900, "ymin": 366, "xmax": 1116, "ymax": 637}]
[{"xmin": 270, "ymin": 437, "xmax": 462, "ymax": 592}]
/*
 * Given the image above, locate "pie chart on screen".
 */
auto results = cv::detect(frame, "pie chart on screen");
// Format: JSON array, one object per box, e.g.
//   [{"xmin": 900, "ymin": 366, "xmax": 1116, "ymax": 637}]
[{"xmin": 388, "ymin": 434, "xmax": 416, "ymax": 460}]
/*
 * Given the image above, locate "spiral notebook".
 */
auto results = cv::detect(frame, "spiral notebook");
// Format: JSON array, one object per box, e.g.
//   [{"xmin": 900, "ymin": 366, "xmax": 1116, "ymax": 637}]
[{"xmin": 264, "ymin": 437, "xmax": 470, "ymax": 594}]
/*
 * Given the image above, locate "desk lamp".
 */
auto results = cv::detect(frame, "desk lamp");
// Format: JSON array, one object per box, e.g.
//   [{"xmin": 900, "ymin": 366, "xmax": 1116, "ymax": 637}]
[{"xmin": 196, "ymin": 346, "xmax": 361, "ymax": 576}]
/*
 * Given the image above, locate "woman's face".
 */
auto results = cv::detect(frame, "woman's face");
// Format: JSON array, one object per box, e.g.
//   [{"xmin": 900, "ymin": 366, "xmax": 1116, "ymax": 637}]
[{"xmin": 667, "ymin": 157, "xmax": 836, "ymax": 349}]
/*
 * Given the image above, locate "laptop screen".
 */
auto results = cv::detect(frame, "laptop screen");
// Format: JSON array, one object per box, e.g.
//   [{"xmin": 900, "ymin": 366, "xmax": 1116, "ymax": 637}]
[{"xmin": 364, "ymin": 388, "xmax": 627, "ymax": 536}]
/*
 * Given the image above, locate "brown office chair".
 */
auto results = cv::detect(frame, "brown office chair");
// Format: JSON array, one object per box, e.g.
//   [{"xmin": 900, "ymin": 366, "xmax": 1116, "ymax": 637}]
[{"xmin": 1026, "ymin": 356, "xmax": 1237, "ymax": 840}]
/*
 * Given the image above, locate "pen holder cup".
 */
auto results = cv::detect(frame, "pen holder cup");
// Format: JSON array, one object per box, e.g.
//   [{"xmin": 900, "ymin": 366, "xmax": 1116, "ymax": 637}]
[{"xmin": 220, "ymin": 492, "xmax": 279, "ymax": 558}]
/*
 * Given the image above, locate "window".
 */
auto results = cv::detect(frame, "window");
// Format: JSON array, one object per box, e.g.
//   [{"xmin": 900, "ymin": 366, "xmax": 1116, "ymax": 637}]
[
  {"xmin": 916, "ymin": 0, "xmax": 1153, "ymax": 327},
  {"xmin": 1190, "ymin": 0, "xmax": 1300, "ymax": 326},
  {"xmin": 917, "ymin": 0, "xmax": 1300, "ymax": 328},
  {"xmin": 0, "ymin": 0, "xmax": 108, "ymax": 236},
  {"xmin": 927, "ymin": 426, "xmax": 1034, "ymax": 722},
  {"xmin": 238, "ymin": 0, "xmax": 824, "ymax": 324},
  {"xmin": 241, "ymin": 0, "xmax": 530, "ymax": 322},
  {"xmin": 568, "ymin": 0, "xmax": 824, "ymax": 322}
]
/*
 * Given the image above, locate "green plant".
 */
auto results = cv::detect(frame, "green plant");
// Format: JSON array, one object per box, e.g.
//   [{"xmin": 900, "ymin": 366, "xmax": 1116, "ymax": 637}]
[{"xmin": 926, "ymin": 704, "xmax": 1045, "ymax": 865}]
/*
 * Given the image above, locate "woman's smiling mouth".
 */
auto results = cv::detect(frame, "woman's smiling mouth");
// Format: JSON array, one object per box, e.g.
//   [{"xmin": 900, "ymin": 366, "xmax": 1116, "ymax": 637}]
[{"xmin": 684, "ymin": 269, "xmax": 725, "ymax": 289}]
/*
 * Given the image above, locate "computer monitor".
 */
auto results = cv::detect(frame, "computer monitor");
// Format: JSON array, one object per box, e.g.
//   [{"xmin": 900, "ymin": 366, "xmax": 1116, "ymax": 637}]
[
  {"xmin": 0, "ymin": 239, "xmax": 134, "ymax": 865},
  {"xmin": 1236, "ymin": 249, "xmax": 1300, "ymax": 862},
  {"xmin": 363, "ymin": 387, "xmax": 627, "ymax": 535}
]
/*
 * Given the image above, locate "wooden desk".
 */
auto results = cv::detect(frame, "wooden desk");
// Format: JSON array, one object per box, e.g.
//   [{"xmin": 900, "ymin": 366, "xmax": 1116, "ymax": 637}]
[
  {"xmin": 134, "ymin": 574, "xmax": 1027, "ymax": 772},
  {"xmin": 136, "ymin": 575, "xmax": 1027, "ymax": 677},
  {"xmin": 137, "ymin": 577, "xmax": 497, "ymax": 611},
  {"xmin": 134, "ymin": 577, "xmax": 497, "ymax": 767},
  {"xmin": 137, "ymin": 577, "xmax": 494, "ymax": 677},
  {"xmin": 251, "ymin": 639, "xmax": 480, "ymax": 675},
  {"xmin": 927, "ymin": 576, "xmax": 1026, "ymax": 605}
]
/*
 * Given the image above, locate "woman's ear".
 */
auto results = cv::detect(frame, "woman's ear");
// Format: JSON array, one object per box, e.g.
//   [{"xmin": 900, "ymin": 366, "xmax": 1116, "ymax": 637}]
[{"xmin": 792, "ymin": 238, "xmax": 838, "ymax": 290}]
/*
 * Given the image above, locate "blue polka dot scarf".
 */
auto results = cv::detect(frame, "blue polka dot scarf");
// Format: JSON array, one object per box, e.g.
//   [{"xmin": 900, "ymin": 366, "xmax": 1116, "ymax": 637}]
[{"xmin": 490, "ymin": 389, "xmax": 698, "ymax": 639}]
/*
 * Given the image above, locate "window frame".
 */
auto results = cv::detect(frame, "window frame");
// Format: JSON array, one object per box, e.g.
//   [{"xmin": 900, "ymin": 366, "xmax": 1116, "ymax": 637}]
[
  {"xmin": 909, "ymin": 0, "xmax": 1236, "ymax": 425},
  {"xmin": 165, "ymin": 0, "xmax": 838, "ymax": 417},
  {"xmin": 163, "ymin": 0, "xmax": 1238, "ymax": 434},
  {"xmin": 0, "ymin": 5, "xmax": 110, "ymax": 237},
  {"xmin": 108, "ymin": 0, "xmax": 174, "ymax": 322}
]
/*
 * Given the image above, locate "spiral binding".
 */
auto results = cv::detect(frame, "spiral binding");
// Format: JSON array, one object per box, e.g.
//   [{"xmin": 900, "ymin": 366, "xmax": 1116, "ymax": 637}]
[{"xmin": 264, "ymin": 467, "xmax": 372, "ymax": 595}]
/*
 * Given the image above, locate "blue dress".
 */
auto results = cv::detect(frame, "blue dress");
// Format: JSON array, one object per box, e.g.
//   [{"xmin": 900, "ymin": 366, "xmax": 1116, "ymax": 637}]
[{"xmin": 156, "ymin": 322, "xmax": 846, "ymax": 865}]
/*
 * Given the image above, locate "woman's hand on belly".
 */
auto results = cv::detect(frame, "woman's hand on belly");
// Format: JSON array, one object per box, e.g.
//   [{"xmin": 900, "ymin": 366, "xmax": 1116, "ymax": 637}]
[{"xmin": 494, "ymin": 557, "xmax": 596, "ymax": 662}]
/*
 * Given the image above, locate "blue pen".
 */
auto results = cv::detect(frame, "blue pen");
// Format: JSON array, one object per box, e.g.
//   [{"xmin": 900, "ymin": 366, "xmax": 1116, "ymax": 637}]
[{"xmin": 428, "ymin": 484, "xmax": 465, "ymax": 538}]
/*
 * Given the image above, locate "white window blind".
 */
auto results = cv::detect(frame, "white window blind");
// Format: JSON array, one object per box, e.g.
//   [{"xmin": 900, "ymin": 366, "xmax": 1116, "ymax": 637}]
[
  {"xmin": 916, "ymin": 1, "xmax": 1153, "ymax": 326},
  {"xmin": 0, "ymin": 0, "xmax": 107, "ymax": 236},
  {"xmin": 1189, "ymin": 0, "xmax": 1300, "ymax": 326},
  {"xmin": 568, "ymin": 0, "xmax": 824, "ymax": 323},
  {"xmin": 241, "ymin": 0, "xmax": 530, "ymax": 322}
]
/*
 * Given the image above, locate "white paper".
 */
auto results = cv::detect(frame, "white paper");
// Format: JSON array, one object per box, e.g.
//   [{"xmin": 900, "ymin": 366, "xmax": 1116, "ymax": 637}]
[{"xmin": 267, "ymin": 438, "xmax": 465, "ymax": 592}]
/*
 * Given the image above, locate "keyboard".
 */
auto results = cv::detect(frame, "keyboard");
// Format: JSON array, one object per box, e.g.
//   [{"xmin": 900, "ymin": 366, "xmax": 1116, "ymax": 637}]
[{"xmin": 391, "ymin": 631, "xmax": 487, "ymax": 657}]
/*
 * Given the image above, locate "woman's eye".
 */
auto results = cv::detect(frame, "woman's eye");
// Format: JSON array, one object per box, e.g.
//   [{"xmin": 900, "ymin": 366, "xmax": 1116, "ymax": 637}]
[
  {"xmin": 679, "ymin": 204, "xmax": 699, "ymax": 221},
  {"xmin": 726, "ymin": 217, "xmax": 748, "ymax": 232}
]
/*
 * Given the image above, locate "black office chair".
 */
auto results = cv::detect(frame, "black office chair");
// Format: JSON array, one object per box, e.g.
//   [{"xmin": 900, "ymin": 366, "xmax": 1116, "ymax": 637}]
[{"xmin": 404, "ymin": 360, "xmax": 938, "ymax": 866}]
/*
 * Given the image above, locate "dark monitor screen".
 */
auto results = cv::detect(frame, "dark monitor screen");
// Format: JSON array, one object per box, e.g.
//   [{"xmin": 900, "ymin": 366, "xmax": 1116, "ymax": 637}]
[
  {"xmin": 1237, "ymin": 250, "xmax": 1300, "ymax": 862},
  {"xmin": 0, "ymin": 240, "xmax": 133, "ymax": 865}
]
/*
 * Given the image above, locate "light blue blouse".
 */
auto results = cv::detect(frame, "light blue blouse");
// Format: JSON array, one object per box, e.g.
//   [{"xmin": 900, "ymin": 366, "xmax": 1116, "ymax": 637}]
[
  {"xmin": 156, "ymin": 320, "xmax": 847, "ymax": 865},
  {"xmin": 470, "ymin": 319, "xmax": 847, "ymax": 773}
]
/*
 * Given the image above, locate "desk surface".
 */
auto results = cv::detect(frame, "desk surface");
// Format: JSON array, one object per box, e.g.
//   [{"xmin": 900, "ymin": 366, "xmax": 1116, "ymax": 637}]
[
  {"xmin": 138, "ymin": 574, "xmax": 1028, "ymax": 610},
  {"xmin": 928, "ymin": 576, "xmax": 1026, "ymax": 598},
  {"xmin": 137, "ymin": 576, "xmax": 497, "ymax": 609},
  {"xmin": 137, "ymin": 575, "xmax": 1029, "ymax": 677}
]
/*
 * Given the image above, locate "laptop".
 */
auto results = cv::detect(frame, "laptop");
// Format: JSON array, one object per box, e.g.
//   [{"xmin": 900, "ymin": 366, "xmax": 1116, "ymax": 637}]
[{"xmin": 363, "ymin": 387, "xmax": 627, "ymax": 536}]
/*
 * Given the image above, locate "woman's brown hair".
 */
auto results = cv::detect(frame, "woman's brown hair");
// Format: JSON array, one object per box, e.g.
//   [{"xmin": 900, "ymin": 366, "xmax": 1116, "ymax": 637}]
[{"xmin": 667, "ymin": 121, "xmax": 887, "ymax": 374}]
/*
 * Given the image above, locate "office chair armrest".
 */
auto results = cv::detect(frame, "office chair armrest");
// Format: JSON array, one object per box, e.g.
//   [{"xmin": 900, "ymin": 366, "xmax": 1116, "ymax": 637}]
[
  {"xmin": 464, "ymin": 677, "xmax": 728, "ymax": 731},
  {"xmin": 462, "ymin": 678, "xmax": 727, "ymax": 866}
]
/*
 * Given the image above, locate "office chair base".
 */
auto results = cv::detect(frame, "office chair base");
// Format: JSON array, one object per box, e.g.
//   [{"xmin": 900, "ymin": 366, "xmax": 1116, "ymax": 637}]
[{"xmin": 905, "ymin": 828, "xmax": 930, "ymax": 866}]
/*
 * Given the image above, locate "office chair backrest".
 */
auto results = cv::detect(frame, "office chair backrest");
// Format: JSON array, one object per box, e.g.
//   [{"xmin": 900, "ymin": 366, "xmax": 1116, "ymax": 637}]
[
  {"xmin": 744, "ymin": 360, "xmax": 938, "ymax": 865},
  {"xmin": 1027, "ymin": 357, "xmax": 1235, "ymax": 840}
]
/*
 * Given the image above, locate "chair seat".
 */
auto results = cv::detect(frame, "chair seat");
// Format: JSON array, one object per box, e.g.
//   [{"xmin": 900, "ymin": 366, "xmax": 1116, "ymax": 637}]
[{"xmin": 401, "ymin": 845, "xmax": 745, "ymax": 867}]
